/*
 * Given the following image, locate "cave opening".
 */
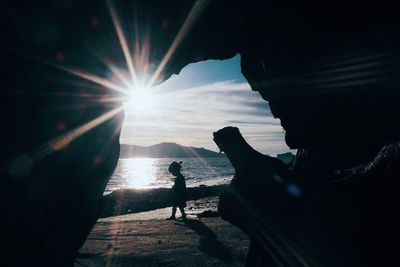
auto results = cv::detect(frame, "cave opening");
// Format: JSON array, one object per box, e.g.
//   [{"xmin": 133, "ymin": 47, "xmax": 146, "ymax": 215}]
[{"xmin": 105, "ymin": 54, "xmax": 293, "ymax": 194}]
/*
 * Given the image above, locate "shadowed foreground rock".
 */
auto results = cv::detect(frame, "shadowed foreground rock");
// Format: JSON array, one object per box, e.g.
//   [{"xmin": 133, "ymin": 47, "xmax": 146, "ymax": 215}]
[{"xmin": 214, "ymin": 127, "xmax": 399, "ymax": 267}]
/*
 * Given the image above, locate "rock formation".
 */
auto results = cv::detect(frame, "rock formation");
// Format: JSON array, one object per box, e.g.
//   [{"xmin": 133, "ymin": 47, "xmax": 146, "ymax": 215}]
[
  {"xmin": 0, "ymin": 0, "xmax": 399, "ymax": 266},
  {"xmin": 214, "ymin": 127, "xmax": 399, "ymax": 266}
]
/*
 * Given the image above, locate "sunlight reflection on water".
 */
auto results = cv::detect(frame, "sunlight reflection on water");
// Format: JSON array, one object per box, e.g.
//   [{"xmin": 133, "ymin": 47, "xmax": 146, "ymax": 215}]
[{"xmin": 123, "ymin": 158, "xmax": 157, "ymax": 189}]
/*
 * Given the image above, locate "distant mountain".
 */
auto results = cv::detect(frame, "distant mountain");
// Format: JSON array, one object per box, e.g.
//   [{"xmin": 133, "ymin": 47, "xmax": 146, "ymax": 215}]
[{"xmin": 119, "ymin": 142, "xmax": 225, "ymax": 158}]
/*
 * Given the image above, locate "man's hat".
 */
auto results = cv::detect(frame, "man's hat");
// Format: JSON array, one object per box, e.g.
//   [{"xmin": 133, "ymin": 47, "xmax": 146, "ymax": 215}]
[{"xmin": 168, "ymin": 161, "xmax": 182, "ymax": 173}]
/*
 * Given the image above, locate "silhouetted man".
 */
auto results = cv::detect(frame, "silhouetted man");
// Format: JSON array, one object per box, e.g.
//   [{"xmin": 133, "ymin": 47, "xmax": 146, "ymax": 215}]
[{"xmin": 167, "ymin": 161, "xmax": 187, "ymax": 220}]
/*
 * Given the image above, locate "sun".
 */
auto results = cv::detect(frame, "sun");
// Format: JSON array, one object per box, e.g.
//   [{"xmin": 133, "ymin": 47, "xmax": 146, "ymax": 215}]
[{"xmin": 124, "ymin": 84, "xmax": 154, "ymax": 111}]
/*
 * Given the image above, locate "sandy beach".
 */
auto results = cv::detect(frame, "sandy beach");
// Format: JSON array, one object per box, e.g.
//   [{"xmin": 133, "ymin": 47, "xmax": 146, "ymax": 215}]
[
  {"xmin": 76, "ymin": 210, "xmax": 249, "ymax": 266},
  {"xmin": 76, "ymin": 185, "xmax": 250, "ymax": 266}
]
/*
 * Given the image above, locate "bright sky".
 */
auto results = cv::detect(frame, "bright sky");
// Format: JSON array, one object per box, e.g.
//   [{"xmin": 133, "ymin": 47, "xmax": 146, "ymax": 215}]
[{"xmin": 120, "ymin": 54, "xmax": 292, "ymax": 156}]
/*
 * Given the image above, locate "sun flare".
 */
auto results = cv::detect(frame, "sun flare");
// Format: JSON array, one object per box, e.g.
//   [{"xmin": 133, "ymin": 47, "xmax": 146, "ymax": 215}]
[
  {"xmin": 5, "ymin": 0, "xmax": 208, "ymax": 172},
  {"xmin": 125, "ymin": 86, "xmax": 153, "ymax": 111}
]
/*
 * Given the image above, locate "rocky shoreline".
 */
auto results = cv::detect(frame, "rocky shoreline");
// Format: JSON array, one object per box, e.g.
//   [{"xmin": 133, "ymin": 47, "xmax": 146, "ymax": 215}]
[{"xmin": 102, "ymin": 184, "xmax": 228, "ymax": 218}]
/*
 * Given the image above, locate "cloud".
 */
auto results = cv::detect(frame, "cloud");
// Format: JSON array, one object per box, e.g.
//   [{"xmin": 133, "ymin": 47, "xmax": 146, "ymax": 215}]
[{"xmin": 120, "ymin": 78, "xmax": 292, "ymax": 155}]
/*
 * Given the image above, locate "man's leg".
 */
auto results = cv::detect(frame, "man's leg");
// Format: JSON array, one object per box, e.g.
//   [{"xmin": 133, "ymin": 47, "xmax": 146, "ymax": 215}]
[
  {"xmin": 178, "ymin": 206, "xmax": 186, "ymax": 220},
  {"xmin": 167, "ymin": 206, "xmax": 177, "ymax": 220}
]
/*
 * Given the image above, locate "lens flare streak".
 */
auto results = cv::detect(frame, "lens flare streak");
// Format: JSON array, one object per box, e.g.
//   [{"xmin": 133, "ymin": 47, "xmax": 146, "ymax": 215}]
[
  {"xmin": 50, "ymin": 106, "xmax": 124, "ymax": 151},
  {"xmin": 146, "ymin": 0, "xmax": 210, "ymax": 89},
  {"xmin": 60, "ymin": 66, "xmax": 129, "ymax": 95},
  {"xmin": 106, "ymin": 0, "xmax": 139, "ymax": 87}
]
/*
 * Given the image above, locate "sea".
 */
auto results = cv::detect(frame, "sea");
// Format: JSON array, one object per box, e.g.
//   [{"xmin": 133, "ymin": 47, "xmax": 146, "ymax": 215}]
[{"xmin": 105, "ymin": 157, "xmax": 234, "ymax": 195}]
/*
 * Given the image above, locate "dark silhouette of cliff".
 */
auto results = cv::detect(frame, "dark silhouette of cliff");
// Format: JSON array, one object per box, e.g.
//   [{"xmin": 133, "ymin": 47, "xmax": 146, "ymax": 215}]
[{"xmin": 0, "ymin": 0, "xmax": 399, "ymax": 266}]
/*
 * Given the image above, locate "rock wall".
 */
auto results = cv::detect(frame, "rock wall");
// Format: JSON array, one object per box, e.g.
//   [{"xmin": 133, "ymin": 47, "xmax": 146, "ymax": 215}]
[{"xmin": 0, "ymin": 1, "xmax": 125, "ymax": 265}]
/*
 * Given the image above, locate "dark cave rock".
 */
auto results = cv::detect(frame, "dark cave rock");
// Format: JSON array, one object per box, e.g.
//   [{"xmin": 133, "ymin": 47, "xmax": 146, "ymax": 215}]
[{"xmin": 1, "ymin": 0, "xmax": 399, "ymax": 266}]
